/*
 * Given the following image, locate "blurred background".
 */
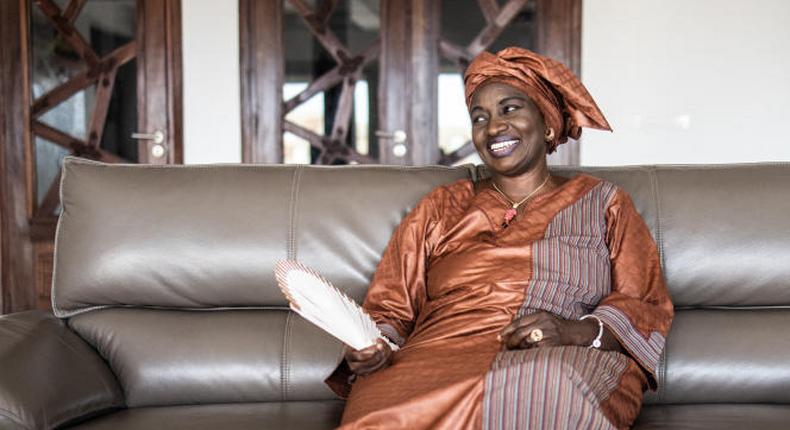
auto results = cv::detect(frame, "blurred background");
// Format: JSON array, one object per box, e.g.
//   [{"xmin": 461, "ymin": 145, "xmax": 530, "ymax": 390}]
[{"xmin": 1, "ymin": 0, "xmax": 789, "ymax": 313}]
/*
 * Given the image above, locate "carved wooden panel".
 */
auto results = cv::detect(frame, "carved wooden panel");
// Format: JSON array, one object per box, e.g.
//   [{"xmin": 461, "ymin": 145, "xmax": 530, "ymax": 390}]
[
  {"xmin": 281, "ymin": 0, "xmax": 381, "ymax": 165},
  {"xmin": 29, "ymin": 0, "xmax": 137, "ymax": 221}
]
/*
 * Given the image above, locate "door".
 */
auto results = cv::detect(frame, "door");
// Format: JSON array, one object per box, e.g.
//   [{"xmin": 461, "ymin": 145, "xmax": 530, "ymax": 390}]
[
  {"xmin": 239, "ymin": 0, "xmax": 580, "ymax": 166},
  {"xmin": 0, "ymin": 0, "xmax": 182, "ymax": 313}
]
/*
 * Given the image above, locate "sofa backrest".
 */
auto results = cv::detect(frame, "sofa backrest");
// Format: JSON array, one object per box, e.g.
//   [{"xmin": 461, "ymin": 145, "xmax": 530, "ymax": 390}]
[
  {"xmin": 53, "ymin": 157, "xmax": 790, "ymax": 407},
  {"xmin": 54, "ymin": 157, "xmax": 472, "ymax": 407}
]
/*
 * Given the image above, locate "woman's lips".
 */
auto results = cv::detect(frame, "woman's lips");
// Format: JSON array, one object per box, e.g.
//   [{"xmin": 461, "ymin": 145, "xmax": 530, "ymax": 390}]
[{"xmin": 487, "ymin": 137, "xmax": 520, "ymax": 158}]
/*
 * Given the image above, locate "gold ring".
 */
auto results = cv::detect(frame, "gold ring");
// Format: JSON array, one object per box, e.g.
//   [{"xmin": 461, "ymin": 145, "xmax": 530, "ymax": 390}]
[{"xmin": 529, "ymin": 328, "xmax": 544, "ymax": 342}]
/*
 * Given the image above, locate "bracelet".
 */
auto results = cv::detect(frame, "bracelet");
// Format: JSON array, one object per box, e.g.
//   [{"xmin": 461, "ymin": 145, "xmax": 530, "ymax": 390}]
[{"xmin": 580, "ymin": 314, "xmax": 603, "ymax": 349}]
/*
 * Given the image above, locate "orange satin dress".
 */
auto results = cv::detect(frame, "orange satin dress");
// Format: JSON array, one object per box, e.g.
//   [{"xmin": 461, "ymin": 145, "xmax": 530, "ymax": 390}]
[{"xmin": 331, "ymin": 174, "xmax": 674, "ymax": 430}]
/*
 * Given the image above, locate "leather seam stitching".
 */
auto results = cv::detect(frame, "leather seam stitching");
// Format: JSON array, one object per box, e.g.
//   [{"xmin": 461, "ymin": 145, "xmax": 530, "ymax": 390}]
[
  {"xmin": 281, "ymin": 310, "xmax": 293, "ymax": 401},
  {"xmin": 650, "ymin": 167, "xmax": 665, "ymax": 266},
  {"xmin": 287, "ymin": 166, "xmax": 302, "ymax": 260},
  {"xmin": 649, "ymin": 167, "xmax": 668, "ymax": 400}
]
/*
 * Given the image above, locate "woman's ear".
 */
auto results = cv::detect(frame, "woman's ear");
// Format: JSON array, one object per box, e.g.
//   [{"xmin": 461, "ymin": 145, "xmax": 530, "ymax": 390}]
[{"xmin": 544, "ymin": 126, "xmax": 555, "ymax": 142}]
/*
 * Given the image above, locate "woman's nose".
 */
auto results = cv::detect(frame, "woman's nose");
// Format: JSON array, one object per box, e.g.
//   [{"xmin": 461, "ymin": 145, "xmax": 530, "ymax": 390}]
[{"xmin": 487, "ymin": 117, "xmax": 507, "ymax": 136}]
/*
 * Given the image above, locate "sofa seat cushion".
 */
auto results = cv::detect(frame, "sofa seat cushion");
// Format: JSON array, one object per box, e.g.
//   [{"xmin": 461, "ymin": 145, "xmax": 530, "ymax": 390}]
[
  {"xmin": 633, "ymin": 404, "xmax": 790, "ymax": 429},
  {"xmin": 65, "ymin": 401, "xmax": 345, "ymax": 430}
]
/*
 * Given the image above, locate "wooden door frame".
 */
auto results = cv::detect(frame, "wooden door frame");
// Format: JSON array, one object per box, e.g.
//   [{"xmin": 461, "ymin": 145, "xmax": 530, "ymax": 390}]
[
  {"xmin": 1, "ymin": 0, "xmax": 35, "ymax": 313},
  {"xmin": 0, "ymin": 0, "xmax": 183, "ymax": 314},
  {"xmin": 239, "ymin": 0, "xmax": 581, "ymax": 165},
  {"xmin": 239, "ymin": 0, "xmax": 283, "ymax": 163}
]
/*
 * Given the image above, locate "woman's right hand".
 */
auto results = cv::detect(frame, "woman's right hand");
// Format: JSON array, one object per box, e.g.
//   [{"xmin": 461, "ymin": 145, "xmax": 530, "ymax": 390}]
[{"xmin": 345, "ymin": 338, "xmax": 393, "ymax": 376}]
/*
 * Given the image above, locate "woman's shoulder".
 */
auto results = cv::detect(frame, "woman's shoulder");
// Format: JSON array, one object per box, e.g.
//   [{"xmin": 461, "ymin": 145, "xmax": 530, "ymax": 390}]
[
  {"xmin": 408, "ymin": 178, "xmax": 476, "ymax": 222},
  {"xmin": 420, "ymin": 178, "xmax": 476, "ymax": 205}
]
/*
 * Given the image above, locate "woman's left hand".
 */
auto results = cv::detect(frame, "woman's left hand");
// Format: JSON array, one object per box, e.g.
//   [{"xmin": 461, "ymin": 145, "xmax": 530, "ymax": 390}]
[{"xmin": 498, "ymin": 311, "xmax": 596, "ymax": 350}]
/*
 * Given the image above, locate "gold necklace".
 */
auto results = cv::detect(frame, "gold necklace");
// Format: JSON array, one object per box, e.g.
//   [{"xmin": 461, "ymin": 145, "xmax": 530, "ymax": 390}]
[{"xmin": 491, "ymin": 175, "xmax": 551, "ymax": 228}]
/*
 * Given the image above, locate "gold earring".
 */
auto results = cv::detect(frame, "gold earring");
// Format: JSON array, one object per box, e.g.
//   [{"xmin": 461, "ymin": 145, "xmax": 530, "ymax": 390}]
[{"xmin": 544, "ymin": 127, "xmax": 555, "ymax": 142}]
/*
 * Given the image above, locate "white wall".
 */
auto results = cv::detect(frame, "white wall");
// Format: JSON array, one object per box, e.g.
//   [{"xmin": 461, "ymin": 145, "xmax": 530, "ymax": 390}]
[
  {"xmin": 181, "ymin": 0, "xmax": 241, "ymax": 163},
  {"xmin": 581, "ymin": 0, "xmax": 790, "ymax": 165}
]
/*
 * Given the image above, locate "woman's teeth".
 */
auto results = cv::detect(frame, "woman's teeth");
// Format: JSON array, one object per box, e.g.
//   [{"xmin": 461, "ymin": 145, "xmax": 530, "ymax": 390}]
[{"xmin": 491, "ymin": 139, "xmax": 519, "ymax": 151}]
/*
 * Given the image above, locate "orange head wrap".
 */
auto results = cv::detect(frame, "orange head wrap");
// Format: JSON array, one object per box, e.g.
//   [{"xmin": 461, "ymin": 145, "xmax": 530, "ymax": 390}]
[{"xmin": 464, "ymin": 47, "xmax": 611, "ymax": 153}]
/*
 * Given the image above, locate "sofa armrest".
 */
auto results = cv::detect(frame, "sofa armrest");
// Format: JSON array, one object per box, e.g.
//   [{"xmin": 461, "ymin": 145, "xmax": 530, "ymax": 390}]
[{"xmin": 0, "ymin": 310, "xmax": 123, "ymax": 430}]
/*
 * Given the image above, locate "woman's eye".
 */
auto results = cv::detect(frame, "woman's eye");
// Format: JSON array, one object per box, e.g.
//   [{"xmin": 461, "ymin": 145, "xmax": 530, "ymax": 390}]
[
  {"xmin": 473, "ymin": 115, "xmax": 487, "ymax": 124},
  {"xmin": 503, "ymin": 105, "xmax": 519, "ymax": 114}
]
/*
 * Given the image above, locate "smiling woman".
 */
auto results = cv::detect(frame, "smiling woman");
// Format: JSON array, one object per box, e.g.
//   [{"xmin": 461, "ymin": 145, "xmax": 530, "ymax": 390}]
[{"xmin": 328, "ymin": 47, "xmax": 673, "ymax": 430}]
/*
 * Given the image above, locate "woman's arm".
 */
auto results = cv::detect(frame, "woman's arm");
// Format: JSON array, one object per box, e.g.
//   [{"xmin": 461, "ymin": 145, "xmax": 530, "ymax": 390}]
[
  {"xmin": 591, "ymin": 188, "xmax": 674, "ymax": 388},
  {"xmin": 499, "ymin": 186, "xmax": 673, "ymax": 389}
]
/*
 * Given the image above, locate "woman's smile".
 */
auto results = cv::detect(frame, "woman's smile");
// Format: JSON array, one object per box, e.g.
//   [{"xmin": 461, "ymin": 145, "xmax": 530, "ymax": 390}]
[{"xmin": 487, "ymin": 135, "xmax": 521, "ymax": 158}]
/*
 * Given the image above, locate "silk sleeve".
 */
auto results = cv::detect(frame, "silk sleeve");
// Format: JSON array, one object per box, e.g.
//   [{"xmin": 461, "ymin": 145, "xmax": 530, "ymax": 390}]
[
  {"xmin": 592, "ymin": 188, "xmax": 674, "ymax": 389},
  {"xmin": 325, "ymin": 188, "xmax": 443, "ymax": 398},
  {"xmin": 362, "ymin": 188, "xmax": 444, "ymax": 346}
]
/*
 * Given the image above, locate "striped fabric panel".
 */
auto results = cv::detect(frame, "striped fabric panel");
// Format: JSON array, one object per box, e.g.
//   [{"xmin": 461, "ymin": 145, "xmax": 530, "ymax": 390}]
[
  {"xmin": 518, "ymin": 181, "xmax": 617, "ymax": 320},
  {"xmin": 592, "ymin": 305, "xmax": 665, "ymax": 377},
  {"xmin": 483, "ymin": 346, "xmax": 628, "ymax": 430}
]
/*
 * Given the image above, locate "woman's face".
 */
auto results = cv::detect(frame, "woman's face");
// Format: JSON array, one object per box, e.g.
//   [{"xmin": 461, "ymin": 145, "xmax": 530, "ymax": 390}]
[{"xmin": 469, "ymin": 82, "xmax": 547, "ymax": 177}]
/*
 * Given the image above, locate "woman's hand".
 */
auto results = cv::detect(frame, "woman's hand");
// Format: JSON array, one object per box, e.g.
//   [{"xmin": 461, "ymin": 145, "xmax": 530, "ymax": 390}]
[
  {"xmin": 345, "ymin": 338, "xmax": 393, "ymax": 376},
  {"xmin": 499, "ymin": 311, "xmax": 598, "ymax": 350}
]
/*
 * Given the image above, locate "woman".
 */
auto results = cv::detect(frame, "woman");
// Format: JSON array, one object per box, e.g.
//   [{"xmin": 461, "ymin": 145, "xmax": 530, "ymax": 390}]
[{"xmin": 327, "ymin": 47, "xmax": 673, "ymax": 429}]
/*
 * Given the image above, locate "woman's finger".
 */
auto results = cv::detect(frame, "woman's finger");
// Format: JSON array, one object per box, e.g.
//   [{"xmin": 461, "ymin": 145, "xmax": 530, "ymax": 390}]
[
  {"xmin": 499, "ymin": 314, "xmax": 539, "ymax": 339},
  {"xmin": 506, "ymin": 325, "xmax": 553, "ymax": 349},
  {"xmin": 346, "ymin": 343, "xmax": 380, "ymax": 361},
  {"xmin": 499, "ymin": 312, "xmax": 545, "ymax": 340},
  {"xmin": 354, "ymin": 351, "xmax": 388, "ymax": 376}
]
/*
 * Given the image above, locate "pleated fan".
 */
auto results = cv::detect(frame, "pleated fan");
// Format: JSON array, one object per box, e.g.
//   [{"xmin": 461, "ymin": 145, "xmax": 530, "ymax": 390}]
[{"xmin": 274, "ymin": 260, "xmax": 398, "ymax": 351}]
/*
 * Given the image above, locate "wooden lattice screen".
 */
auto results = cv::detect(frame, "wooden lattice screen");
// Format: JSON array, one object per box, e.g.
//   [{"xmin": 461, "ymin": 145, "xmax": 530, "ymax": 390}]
[
  {"xmin": 29, "ymin": 0, "xmax": 136, "ymax": 218},
  {"xmin": 281, "ymin": 0, "xmax": 381, "ymax": 165}
]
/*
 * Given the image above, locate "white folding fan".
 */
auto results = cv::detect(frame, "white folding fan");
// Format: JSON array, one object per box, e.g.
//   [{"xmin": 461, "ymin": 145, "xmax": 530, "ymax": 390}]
[{"xmin": 274, "ymin": 260, "xmax": 398, "ymax": 351}]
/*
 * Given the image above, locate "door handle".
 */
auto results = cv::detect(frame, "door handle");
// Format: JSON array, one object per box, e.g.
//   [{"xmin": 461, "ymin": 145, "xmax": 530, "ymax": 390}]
[
  {"xmin": 375, "ymin": 130, "xmax": 406, "ymax": 143},
  {"xmin": 131, "ymin": 130, "xmax": 167, "ymax": 158},
  {"xmin": 375, "ymin": 130, "xmax": 407, "ymax": 157},
  {"xmin": 131, "ymin": 130, "xmax": 165, "ymax": 144}
]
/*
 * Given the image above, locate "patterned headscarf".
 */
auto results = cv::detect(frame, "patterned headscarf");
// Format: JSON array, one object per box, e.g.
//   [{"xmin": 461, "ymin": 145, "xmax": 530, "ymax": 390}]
[{"xmin": 464, "ymin": 47, "xmax": 611, "ymax": 153}]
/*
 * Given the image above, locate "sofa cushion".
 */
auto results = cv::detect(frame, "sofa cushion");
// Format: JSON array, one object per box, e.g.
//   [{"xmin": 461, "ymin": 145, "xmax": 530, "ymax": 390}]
[
  {"xmin": 0, "ymin": 311, "xmax": 123, "ymax": 429},
  {"xmin": 68, "ymin": 308, "xmax": 343, "ymax": 407},
  {"xmin": 633, "ymin": 404, "xmax": 790, "ymax": 430},
  {"xmin": 645, "ymin": 309, "xmax": 790, "ymax": 404},
  {"xmin": 64, "ymin": 401, "xmax": 345, "ymax": 430}
]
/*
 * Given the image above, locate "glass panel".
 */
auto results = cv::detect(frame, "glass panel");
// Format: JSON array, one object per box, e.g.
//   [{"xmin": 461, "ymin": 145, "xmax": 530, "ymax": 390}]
[
  {"xmin": 100, "ymin": 59, "xmax": 138, "ymax": 162},
  {"xmin": 441, "ymin": 0, "xmax": 487, "ymax": 48},
  {"xmin": 488, "ymin": 6, "xmax": 535, "ymax": 53},
  {"xmin": 438, "ymin": 73, "xmax": 471, "ymax": 156},
  {"xmin": 354, "ymin": 80, "xmax": 370, "ymax": 155},
  {"xmin": 283, "ymin": 83, "xmax": 322, "ymax": 164},
  {"xmin": 29, "ymin": 5, "xmax": 87, "ymax": 99},
  {"xmin": 284, "ymin": 82, "xmax": 326, "ymax": 136},
  {"xmin": 283, "ymin": 132, "xmax": 313, "ymax": 165},
  {"xmin": 34, "ymin": 137, "xmax": 69, "ymax": 207},
  {"xmin": 283, "ymin": 0, "xmax": 380, "ymax": 164},
  {"xmin": 75, "ymin": 0, "xmax": 137, "ymax": 57},
  {"xmin": 38, "ymin": 86, "xmax": 95, "ymax": 140}
]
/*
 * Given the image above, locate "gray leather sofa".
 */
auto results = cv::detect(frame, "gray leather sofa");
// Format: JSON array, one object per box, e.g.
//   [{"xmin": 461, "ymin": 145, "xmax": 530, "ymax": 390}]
[{"xmin": 1, "ymin": 156, "xmax": 789, "ymax": 429}]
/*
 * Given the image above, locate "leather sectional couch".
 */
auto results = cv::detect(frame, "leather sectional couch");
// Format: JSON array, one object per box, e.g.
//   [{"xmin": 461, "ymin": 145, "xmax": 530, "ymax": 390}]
[{"xmin": 1, "ymin": 156, "xmax": 789, "ymax": 429}]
